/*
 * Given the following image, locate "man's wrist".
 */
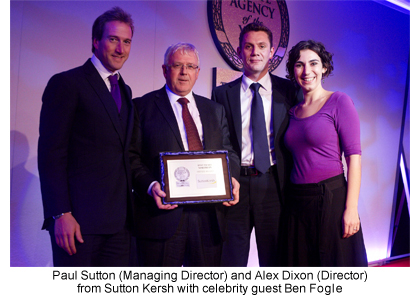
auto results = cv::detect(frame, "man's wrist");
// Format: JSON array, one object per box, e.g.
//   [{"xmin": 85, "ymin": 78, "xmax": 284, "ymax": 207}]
[
  {"xmin": 53, "ymin": 212, "xmax": 71, "ymax": 220},
  {"xmin": 148, "ymin": 181, "xmax": 158, "ymax": 196}
]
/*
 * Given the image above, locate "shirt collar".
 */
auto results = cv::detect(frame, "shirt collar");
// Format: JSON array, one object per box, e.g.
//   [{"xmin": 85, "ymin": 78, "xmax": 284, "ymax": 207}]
[
  {"xmin": 165, "ymin": 84, "xmax": 195, "ymax": 104},
  {"xmin": 91, "ymin": 54, "xmax": 119, "ymax": 80},
  {"xmin": 242, "ymin": 72, "xmax": 271, "ymax": 93}
]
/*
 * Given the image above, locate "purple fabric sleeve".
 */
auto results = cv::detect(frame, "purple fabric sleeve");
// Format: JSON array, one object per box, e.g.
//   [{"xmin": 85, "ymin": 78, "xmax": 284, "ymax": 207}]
[{"xmin": 284, "ymin": 91, "xmax": 361, "ymax": 184}]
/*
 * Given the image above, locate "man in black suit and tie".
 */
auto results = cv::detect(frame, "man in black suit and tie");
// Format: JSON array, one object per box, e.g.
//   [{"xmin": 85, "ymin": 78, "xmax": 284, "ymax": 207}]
[
  {"xmin": 211, "ymin": 23, "xmax": 300, "ymax": 266},
  {"xmin": 38, "ymin": 7, "xmax": 134, "ymax": 267},
  {"xmin": 129, "ymin": 42, "xmax": 240, "ymax": 267}
]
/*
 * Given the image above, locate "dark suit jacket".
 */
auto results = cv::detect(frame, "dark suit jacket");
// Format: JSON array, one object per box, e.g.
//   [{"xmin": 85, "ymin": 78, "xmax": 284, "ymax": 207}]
[
  {"xmin": 129, "ymin": 86, "xmax": 240, "ymax": 240},
  {"xmin": 211, "ymin": 74, "xmax": 300, "ymax": 202},
  {"xmin": 38, "ymin": 59, "xmax": 134, "ymax": 234}
]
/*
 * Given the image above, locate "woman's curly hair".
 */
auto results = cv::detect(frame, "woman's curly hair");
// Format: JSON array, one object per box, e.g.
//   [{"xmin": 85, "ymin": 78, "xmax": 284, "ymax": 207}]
[{"xmin": 286, "ymin": 40, "xmax": 334, "ymax": 84}]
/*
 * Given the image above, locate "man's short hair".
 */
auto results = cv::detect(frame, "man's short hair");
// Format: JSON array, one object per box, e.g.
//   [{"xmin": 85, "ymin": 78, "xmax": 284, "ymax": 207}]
[
  {"xmin": 92, "ymin": 6, "xmax": 134, "ymax": 53},
  {"xmin": 239, "ymin": 23, "xmax": 273, "ymax": 49},
  {"xmin": 163, "ymin": 43, "xmax": 200, "ymax": 67}
]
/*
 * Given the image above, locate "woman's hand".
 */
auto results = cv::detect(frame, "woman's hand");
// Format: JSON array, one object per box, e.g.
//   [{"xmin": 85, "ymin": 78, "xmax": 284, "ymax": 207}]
[{"xmin": 342, "ymin": 206, "xmax": 360, "ymax": 238}]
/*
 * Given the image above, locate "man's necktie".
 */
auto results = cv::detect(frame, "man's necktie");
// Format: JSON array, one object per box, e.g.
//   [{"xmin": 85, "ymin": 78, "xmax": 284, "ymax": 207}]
[
  {"xmin": 108, "ymin": 75, "xmax": 122, "ymax": 113},
  {"xmin": 250, "ymin": 82, "xmax": 270, "ymax": 174},
  {"xmin": 177, "ymin": 98, "xmax": 203, "ymax": 151}
]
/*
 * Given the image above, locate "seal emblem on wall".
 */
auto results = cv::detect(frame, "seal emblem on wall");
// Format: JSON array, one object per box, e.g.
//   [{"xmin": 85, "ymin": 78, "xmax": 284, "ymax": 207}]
[{"xmin": 207, "ymin": 0, "xmax": 290, "ymax": 72}]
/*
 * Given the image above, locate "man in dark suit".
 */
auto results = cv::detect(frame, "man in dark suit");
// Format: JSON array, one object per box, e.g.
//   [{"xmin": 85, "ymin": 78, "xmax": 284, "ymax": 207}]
[
  {"xmin": 38, "ymin": 7, "xmax": 134, "ymax": 267},
  {"xmin": 129, "ymin": 42, "xmax": 240, "ymax": 267},
  {"xmin": 211, "ymin": 23, "xmax": 300, "ymax": 266}
]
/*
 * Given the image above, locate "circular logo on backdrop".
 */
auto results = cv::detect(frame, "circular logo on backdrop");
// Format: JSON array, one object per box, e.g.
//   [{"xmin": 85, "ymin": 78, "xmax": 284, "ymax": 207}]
[{"xmin": 207, "ymin": 0, "xmax": 290, "ymax": 72}]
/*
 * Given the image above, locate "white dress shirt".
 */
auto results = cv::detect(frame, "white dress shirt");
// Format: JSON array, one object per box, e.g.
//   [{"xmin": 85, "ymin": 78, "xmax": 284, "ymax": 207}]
[
  {"xmin": 165, "ymin": 85, "xmax": 204, "ymax": 151},
  {"xmin": 148, "ymin": 86, "xmax": 204, "ymax": 196},
  {"xmin": 240, "ymin": 72, "xmax": 276, "ymax": 166},
  {"xmin": 91, "ymin": 54, "xmax": 119, "ymax": 91}
]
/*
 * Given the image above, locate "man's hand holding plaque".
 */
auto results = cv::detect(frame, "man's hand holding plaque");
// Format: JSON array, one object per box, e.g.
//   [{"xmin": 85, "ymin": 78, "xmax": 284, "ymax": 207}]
[
  {"xmin": 150, "ymin": 178, "xmax": 240, "ymax": 210},
  {"xmin": 150, "ymin": 182, "xmax": 178, "ymax": 210}
]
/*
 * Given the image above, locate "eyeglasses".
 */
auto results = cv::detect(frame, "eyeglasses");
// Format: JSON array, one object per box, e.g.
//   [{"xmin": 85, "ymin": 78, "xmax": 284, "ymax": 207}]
[{"xmin": 168, "ymin": 63, "xmax": 199, "ymax": 71}]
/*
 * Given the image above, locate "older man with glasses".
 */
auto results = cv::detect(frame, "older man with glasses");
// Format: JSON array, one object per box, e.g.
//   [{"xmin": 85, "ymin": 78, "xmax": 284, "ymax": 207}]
[{"xmin": 129, "ymin": 43, "xmax": 240, "ymax": 267}]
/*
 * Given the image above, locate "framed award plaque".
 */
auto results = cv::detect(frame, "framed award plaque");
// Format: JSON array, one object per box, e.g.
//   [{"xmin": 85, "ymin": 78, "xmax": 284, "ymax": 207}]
[{"xmin": 159, "ymin": 150, "xmax": 234, "ymax": 204}]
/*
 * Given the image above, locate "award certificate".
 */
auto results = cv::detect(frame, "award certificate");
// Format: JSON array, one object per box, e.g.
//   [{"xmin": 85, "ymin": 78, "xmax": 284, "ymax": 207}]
[{"xmin": 159, "ymin": 150, "xmax": 233, "ymax": 204}]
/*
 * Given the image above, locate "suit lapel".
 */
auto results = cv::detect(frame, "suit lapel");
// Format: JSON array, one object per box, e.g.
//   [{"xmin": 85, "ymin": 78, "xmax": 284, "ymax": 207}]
[
  {"xmin": 195, "ymin": 94, "xmax": 211, "ymax": 150},
  {"xmin": 154, "ymin": 87, "xmax": 185, "ymax": 150},
  {"xmin": 227, "ymin": 78, "xmax": 242, "ymax": 151},
  {"xmin": 119, "ymin": 76, "xmax": 133, "ymax": 148},
  {"xmin": 270, "ymin": 74, "xmax": 288, "ymax": 144},
  {"xmin": 83, "ymin": 59, "xmax": 126, "ymax": 146}
]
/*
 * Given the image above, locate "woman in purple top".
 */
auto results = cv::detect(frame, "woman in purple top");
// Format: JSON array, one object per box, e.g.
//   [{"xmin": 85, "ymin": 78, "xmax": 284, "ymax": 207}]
[{"xmin": 281, "ymin": 40, "xmax": 367, "ymax": 266}]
